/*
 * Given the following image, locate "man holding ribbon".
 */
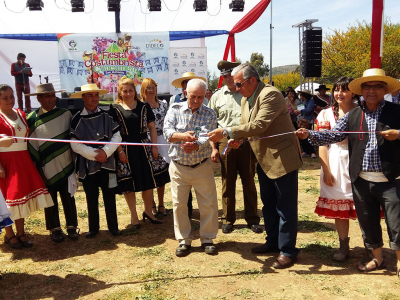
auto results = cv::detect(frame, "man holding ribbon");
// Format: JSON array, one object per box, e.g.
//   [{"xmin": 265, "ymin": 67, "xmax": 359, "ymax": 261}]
[
  {"xmin": 26, "ymin": 83, "xmax": 79, "ymax": 243},
  {"xmin": 296, "ymin": 68, "xmax": 400, "ymax": 278},
  {"xmin": 164, "ymin": 78, "xmax": 218, "ymax": 257},
  {"xmin": 70, "ymin": 83, "xmax": 122, "ymax": 238},
  {"xmin": 208, "ymin": 60, "xmax": 261, "ymax": 234},
  {"xmin": 208, "ymin": 63, "xmax": 303, "ymax": 269}
]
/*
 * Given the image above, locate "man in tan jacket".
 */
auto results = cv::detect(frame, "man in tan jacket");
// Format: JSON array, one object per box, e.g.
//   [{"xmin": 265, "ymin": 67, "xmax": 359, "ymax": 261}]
[{"xmin": 209, "ymin": 63, "xmax": 303, "ymax": 269}]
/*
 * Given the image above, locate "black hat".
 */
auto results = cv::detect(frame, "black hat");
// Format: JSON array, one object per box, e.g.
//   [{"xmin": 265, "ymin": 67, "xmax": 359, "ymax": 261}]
[
  {"xmin": 315, "ymin": 84, "xmax": 330, "ymax": 91},
  {"xmin": 217, "ymin": 60, "xmax": 241, "ymax": 76}
]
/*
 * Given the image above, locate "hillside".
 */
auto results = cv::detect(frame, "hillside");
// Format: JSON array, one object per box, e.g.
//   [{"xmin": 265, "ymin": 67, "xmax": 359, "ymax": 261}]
[{"xmin": 272, "ymin": 64, "xmax": 299, "ymax": 75}]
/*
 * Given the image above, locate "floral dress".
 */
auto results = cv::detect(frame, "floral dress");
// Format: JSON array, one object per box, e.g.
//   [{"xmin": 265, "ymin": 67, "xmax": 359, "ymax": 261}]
[
  {"xmin": 147, "ymin": 99, "xmax": 170, "ymax": 163},
  {"xmin": 109, "ymin": 102, "xmax": 170, "ymax": 193}
]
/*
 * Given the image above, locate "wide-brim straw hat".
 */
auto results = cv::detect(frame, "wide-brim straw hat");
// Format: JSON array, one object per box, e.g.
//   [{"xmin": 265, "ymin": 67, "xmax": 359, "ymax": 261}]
[
  {"xmin": 25, "ymin": 83, "xmax": 65, "ymax": 96},
  {"xmin": 70, "ymin": 84, "xmax": 109, "ymax": 98},
  {"xmin": 349, "ymin": 68, "xmax": 400, "ymax": 95},
  {"xmin": 299, "ymin": 89, "xmax": 313, "ymax": 96},
  {"xmin": 171, "ymin": 72, "xmax": 206, "ymax": 88}
]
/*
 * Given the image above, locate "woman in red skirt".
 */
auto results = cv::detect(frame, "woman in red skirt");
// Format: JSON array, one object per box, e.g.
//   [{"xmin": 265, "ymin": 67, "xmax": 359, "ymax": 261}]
[{"xmin": 0, "ymin": 84, "xmax": 53, "ymax": 249}]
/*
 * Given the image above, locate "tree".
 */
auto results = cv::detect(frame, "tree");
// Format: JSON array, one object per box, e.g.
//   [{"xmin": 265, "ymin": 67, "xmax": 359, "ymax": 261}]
[
  {"xmin": 322, "ymin": 21, "xmax": 400, "ymax": 81},
  {"xmin": 207, "ymin": 70, "xmax": 219, "ymax": 91},
  {"xmin": 248, "ymin": 52, "xmax": 269, "ymax": 79},
  {"xmin": 263, "ymin": 72, "xmax": 300, "ymax": 92}
]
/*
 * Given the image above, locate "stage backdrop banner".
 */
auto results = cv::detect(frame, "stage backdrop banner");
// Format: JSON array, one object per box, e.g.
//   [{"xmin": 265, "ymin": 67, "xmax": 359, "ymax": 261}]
[
  {"xmin": 168, "ymin": 47, "xmax": 207, "ymax": 95},
  {"xmin": 58, "ymin": 32, "xmax": 170, "ymax": 96}
]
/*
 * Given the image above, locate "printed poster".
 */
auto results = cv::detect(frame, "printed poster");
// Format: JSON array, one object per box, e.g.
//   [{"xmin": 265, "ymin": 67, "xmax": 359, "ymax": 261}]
[
  {"xmin": 58, "ymin": 32, "xmax": 170, "ymax": 98},
  {"xmin": 168, "ymin": 47, "xmax": 207, "ymax": 95}
]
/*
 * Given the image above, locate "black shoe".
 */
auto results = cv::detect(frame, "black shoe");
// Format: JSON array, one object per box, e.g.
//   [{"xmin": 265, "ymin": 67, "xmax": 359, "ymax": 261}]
[
  {"xmin": 222, "ymin": 224, "xmax": 233, "ymax": 234},
  {"xmin": 176, "ymin": 244, "xmax": 191, "ymax": 257},
  {"xmin": 202, "ymin": 243, "xmax": 218, "ymax": 255},
  {"xmin": 251, "ymin": 243, "xmax": 280, "ymax": 254},
  {"xmin": 17, "ymin": 234, "xmax": 33, "ymax": 248},
  {"xmin": 158, "ymin": 205, "xmax": 167, "ymax": 217},
  {"xmin": 130, "ymin": 224, "xmax": 141, "ymax": 230},
  {"xmin": 249, "ymin": 224, "xmax": 263, "ymax": 234},
  {"xmin": 142, "ymin": 212, "xmax": 163, "ymax": 224},
  {"xmin": 110, "ymin": 229, "xmax": 122, "ymax": 236},
  {"xmin": 4, "ymin": 235, "xmax": 23, "ymax": 250},
  {"xmin": 51, "ymin": 230, "xmax": 64, "ymax": 243},
  {"xmin": 67, "ymin": 228, "xmax": 79, "ymax": 241},
  {"xmin": 85, "ymin": 231, "xmax": 98, "ymax": 238}
]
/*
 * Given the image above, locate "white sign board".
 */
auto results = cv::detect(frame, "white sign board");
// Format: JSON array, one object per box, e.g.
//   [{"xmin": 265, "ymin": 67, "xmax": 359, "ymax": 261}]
[{"xmin": 168, "ymin": 47, "xmax": 207, "ymax": 95}]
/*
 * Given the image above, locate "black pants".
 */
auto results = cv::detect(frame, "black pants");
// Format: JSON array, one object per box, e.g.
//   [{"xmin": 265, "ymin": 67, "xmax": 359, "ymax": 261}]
[
  {"xmin": 81, "ymin": 171, "xmax": 119, "ymax": 233},
  {"xmin": 352, "ymin": 177, "xmax": 400, "ymax": 251},
  {"xmin": 257, "ymin": 165, "xmax": 299, "ymax": 258},
  {"xmin": 299, "ymin": 138, "xmax": 315, "ymax": 155},
  {"xmin": 45, "ymin": 179, "xmax": 78, "ymax": 231}
]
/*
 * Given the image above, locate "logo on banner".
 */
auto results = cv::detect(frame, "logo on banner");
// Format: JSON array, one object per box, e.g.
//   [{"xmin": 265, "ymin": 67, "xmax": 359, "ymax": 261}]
[
  {"xmin": 180, "ymin": 54, "xmax": 187, "ymax": 59},
  {"xmin": 198, "ymin": 70, "xmax": 206, "ymax": 76},
  {"xmin": 173, "ymin": 53, "xmax": 178, "ymax": 59},
  {"xmin": 182, "ymin": 61, "xmax": 187, "ymax": 66},
  {"xmin": 181, "ymin": 70, "xmax": 187, "ymax": 74},
  {"xmin": 174, "ymin": 69, "xmax": 179, "ymax": 75},
  {"xmin": 69, "ymin": 40, "xmax": 78, "ymax": 51},
  {"xmin": 190, "ymin": 53, "xmax": 195, "ymax": 59},
  {"xmin": 189, "ymin": 62, "xmax": 196, "ymax": 67},
  {"xmin": 199, "ymin": 61, "xmax": 204, "ymax": 66},
  {"xmin": 172, "ymin": 62, "xmax": 179, "ymax": 67},
  {"xmin": 146, "ymin": 39, "xmax": 164, "ymax": 50},
  {"xmin": 191, "ymin": 69, "xmax": 196, "ymax": 73},
  {"xmin": 198, "ymin": 54, "xmax": 205, "ymax": 59}
]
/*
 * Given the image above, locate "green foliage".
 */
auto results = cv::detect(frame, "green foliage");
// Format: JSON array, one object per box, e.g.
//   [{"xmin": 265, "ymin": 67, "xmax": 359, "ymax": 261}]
[
  {"xmin": 322, "ymin": 20, "xmax": 400, "ymax": 82},
  {"xmin": 248, "ymin": 52, "xmax": 269, "ymax": 79},
  {"xmin": 304, "ymin": 186, "xmax": 320, "ymax": 195},
  {"xmin": 264, "ymin": 71, "xmax": 300, "ymax": 91}
]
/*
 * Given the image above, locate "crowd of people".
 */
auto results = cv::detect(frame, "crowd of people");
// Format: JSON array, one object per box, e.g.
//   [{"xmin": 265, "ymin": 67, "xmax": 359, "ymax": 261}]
[{"xmin": 1, "ymin": 56, "xmax": 400, "ymax": 280}]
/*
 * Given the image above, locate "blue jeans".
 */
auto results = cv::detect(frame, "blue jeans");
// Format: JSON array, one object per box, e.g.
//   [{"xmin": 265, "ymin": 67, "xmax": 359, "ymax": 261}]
[
  {"xmin": 352, "ymin": 177, "xmax": 400, "ymax": 251},
  {"xmin": 257, "ymin": 164, "xmax": 299, "ymax": 258}
]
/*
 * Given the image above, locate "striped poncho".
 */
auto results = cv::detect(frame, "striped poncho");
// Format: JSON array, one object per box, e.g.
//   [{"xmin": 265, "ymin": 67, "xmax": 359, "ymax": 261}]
[{"xmin": 27, "ymin": 107, "xmax": 75, "ymax": 190}]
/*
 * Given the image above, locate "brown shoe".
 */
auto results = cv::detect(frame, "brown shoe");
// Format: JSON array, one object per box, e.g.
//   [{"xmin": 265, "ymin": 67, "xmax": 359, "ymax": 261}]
[{"xmin": 272, "ymin": 254, "xmax": 297, "ymax": 269}]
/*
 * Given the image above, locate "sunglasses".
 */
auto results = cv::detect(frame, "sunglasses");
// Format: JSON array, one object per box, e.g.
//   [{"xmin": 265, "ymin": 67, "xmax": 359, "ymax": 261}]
[
  {"xmin": 361, "ymin": 84, "xmax": 385, "ymax": 91},
  {"xmin": 235, "ymin": 79, "xmax": 248, "ymax": 88}
]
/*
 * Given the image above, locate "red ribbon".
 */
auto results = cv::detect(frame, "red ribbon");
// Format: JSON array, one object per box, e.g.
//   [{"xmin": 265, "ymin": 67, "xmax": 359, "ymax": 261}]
[{"xmin": 218, "ymin": 0, "xmax": 271, "ymax": 88}]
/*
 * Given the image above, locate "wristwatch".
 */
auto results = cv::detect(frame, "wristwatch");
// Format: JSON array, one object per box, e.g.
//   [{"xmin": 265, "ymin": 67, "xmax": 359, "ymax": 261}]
[{"xmin": 222, "ymin": 128, "xmax": 228, "ymax": 138}]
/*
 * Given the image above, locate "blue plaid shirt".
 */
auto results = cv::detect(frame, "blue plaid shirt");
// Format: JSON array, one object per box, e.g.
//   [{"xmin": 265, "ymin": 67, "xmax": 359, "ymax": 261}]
[
  {"xmin": 309, "ymin": 101, "xmax": 386, "ymax": 172},
  {"xmin": 163, "ymin": 101, "xmax": 217, "ymax": 165}
]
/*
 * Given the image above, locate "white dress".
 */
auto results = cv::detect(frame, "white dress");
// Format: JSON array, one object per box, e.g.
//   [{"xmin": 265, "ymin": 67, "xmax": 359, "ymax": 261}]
[{"xmin": 314, "ymin": 108, "xmax": 356, "ymax": 219}]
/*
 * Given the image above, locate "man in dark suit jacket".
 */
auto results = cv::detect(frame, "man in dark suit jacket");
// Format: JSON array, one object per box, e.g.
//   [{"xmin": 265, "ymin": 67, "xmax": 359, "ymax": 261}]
[{"xmin": 209, "ymin": 63, "xmax": 303, "ymax": 269}]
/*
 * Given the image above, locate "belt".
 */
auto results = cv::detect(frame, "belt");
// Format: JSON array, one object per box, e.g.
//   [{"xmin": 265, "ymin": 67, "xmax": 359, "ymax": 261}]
[{"xmin": 175, "ymin": 158, "xmax": 208, "ymax": 169}]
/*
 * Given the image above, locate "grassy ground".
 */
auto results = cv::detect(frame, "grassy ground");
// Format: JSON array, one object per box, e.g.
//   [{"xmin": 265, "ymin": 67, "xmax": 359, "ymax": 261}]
[{"xmin": 0, "ymin": 158, "xmax": 399, "ymax": 300}]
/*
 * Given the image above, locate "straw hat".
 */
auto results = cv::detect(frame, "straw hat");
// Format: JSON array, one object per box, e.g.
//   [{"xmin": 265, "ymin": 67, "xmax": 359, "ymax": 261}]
[
  {"xmin": 299, "ymin": 89, "xmax": 313, "ymax": 96},
  {"xmin": 25, "ymin": 83, "xmax": 65, "ymax": 96},
  {"xmin": 70, "ymin": 84, "xmax": 109, "ymax": 98},
  {"xmin": 348, "ymin": 68, "xmax": 400, "ymax": 95},
  {"xmin": 171, "ymin": 72, "xmax": 206, "ymax": 88}
]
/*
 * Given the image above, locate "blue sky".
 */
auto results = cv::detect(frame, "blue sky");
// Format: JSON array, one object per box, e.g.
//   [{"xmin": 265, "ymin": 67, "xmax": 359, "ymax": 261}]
[{"xmin": 205, "ymin": 0, "xmax": 400, "ymax": 77}]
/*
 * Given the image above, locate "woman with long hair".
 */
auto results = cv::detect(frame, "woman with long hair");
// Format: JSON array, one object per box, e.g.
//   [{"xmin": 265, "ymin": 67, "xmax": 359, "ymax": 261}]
[
  {"xmin": 314, "ymin": 77, "xmax": 359, "ymax": 261},
  {"xmin": 140, "ymin": 78, "xmax": 171, "ymax": 217},
  {"xmin": 110, "ymin": 78, "xmax": 170, "ymax": 229}
]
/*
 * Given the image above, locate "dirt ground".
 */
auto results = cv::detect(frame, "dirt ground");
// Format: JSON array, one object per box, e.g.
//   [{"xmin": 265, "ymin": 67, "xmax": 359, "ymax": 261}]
[{"xmin": 0, "ymin": 157, "xmax": 399, "ymax": 300}]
